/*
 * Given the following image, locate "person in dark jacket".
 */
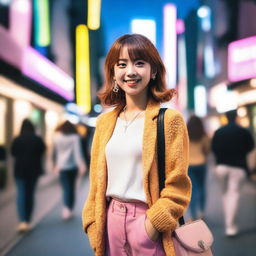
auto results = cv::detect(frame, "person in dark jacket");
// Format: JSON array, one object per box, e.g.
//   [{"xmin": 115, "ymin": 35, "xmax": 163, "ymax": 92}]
[
  {"xmin": 11, "ymin": 119, "xmax": 45, "ymax": 232},
  {"xmin": 211, "ymin": 110, "xmax": 254, "ymax": 237}
]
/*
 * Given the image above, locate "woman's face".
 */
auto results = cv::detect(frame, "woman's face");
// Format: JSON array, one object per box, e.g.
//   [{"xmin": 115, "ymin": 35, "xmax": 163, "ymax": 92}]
[{"xmin": 113, "ymin": 46, "xmax": 153, "ymax": 98}]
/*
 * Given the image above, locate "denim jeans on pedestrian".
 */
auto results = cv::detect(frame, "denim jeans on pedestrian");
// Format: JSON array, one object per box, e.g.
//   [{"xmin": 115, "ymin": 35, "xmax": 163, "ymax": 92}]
[
  {"xmin": 188, "ymin": 164, "xmax": 207, "ymax": 219},
  {"xmin": 15, "ymin": 177, "xmax": 38, "ymax": 222},
  {"xmin": 59, "ymin": 168, "xmax": 78, "ymax": 210}
]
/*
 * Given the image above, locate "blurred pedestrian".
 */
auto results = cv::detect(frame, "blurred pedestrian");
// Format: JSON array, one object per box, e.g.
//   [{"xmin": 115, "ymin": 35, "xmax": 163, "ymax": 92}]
[
  {"xmin": 11, "ymin": 119, "xmax": 46, "ymax": 232},
  {"xmin": 53, "ymin": 120, "xmax": 85, "ymax": 220},
  {"xmin": 212, "ymin": 110, "xmax": 255, "ymax": 236},
  {"xmin": 187, "ymin": 115, "xmax": 210, "ymax": 220},
  {"xmin": 76, "ymin": 123, "xmax": 91, "ymax": 170},
  {"xmin": 82, "ymin": 34, "xmax": 191, "ymax": 256}
]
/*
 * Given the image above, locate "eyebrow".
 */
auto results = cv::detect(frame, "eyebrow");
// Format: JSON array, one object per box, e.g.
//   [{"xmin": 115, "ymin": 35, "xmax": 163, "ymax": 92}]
[{"xmin": 117, "ymin": 58, "xmax": 145, "ymax": 62}]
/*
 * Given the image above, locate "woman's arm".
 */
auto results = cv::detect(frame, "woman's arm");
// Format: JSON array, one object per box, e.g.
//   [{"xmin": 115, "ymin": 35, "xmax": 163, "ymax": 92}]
[
  {"xmin": 82, "ymin": 117, "xmax": 102, "ymax": 250},
  {"xmin": 146, "ymin": 110, "xmax": 192, "ymax": 233}
]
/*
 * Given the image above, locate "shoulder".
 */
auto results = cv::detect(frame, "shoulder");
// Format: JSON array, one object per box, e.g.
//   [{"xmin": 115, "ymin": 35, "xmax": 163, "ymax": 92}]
[
  {"xmin": 53, "ymin": 132, "xmax": 62, "ymax": 141},
  {"xmin": 34, "ymin": 135, "xmax": 44, "ymax": 141},
  {"xmin": 164, "ymin": 108, "xmax": 186, "ymax": 126},
  {"xmin": 162, "ymin": 108, "xmax": 187, "ymax": 137},
  {"xmin": 12, "ymin": 137, "xmax": 19, "ymax": 143},
  {"xmin": 239, "ymin": 126, "xmax": 253, "ymax": 138},
  {"xmin": 202, "ymin": 134, "xmax": 210, "ymax": 143},
  {"xmin": 95, "ymin": 109, "xmax": 116, "ymax": 126}
]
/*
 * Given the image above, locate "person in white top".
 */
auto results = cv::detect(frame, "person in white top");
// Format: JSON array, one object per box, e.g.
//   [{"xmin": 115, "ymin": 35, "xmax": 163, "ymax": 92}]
[{"xmin": 53, "ymin": 120, "xmax": 85, "ymax": 219}]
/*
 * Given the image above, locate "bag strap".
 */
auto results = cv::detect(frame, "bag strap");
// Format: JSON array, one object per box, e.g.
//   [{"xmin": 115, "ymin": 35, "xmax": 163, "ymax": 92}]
[{"xmin": 157, "ymin": 108, "xmax": 185, "ymax": 226}]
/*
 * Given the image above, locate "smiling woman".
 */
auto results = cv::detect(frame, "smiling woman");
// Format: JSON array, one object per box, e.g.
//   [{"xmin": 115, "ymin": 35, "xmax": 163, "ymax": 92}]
[
  {"xmin": 113, "ymin": 46, "xmax": 152, "ymax": 98},
  {"xmin": 98, "ymin": 33, "xmax": 176, "ymax": 107},
  {"xmin": 82, "ymin": 34, "xmax": 191, "ymax": 256}
]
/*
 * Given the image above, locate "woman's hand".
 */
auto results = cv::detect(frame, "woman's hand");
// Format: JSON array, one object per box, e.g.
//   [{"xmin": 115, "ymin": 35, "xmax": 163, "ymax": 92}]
[{"xmin": 144, "ymin": 217, "xmax": 160, "ymax": 241}]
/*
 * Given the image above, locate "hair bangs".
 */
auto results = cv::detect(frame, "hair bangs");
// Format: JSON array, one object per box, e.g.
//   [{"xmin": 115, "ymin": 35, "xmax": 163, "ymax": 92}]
[{"xmin": 126, "ymin": 42, "xmax": 151, "ymax": 63}]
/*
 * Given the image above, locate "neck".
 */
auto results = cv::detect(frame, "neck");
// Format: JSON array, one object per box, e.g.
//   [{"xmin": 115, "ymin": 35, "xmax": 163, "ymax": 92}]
[{"xmin": 125, "ymin": 94, "xmax": 148, "ymax": 112}]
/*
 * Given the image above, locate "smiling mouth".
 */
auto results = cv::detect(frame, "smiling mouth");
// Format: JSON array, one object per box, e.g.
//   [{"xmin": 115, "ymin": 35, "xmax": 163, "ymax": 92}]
[{"xmin": 124, "ymin": 79, "xmax": 141, "ymax": 84}]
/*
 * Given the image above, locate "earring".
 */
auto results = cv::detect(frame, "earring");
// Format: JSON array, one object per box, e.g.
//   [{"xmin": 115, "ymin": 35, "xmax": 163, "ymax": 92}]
[
  {"xmin": 113, "ymin": 81, "xmax": 119, "ymax": 93},
  {"xmin": 152, "ymin": 74, "xmax": 156, "ymax": 80}
]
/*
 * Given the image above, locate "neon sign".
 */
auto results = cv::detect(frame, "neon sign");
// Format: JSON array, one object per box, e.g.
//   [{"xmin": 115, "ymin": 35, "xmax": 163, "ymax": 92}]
[{"xmin": 228, "ymin": 36, "xmax": 256, "ymax": 82}]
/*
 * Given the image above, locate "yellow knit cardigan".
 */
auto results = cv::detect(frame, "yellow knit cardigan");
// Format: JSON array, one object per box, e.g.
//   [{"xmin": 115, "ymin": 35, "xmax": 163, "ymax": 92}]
[{"xmin": 82, "ymin": 99, "xmax": 191, "ymax": 256}]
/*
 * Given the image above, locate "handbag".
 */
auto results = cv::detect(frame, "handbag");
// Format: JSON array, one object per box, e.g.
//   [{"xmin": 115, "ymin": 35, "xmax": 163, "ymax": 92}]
[{"xmin": 157, "ymin": 108, "xmax": 214, "ymax": 256}]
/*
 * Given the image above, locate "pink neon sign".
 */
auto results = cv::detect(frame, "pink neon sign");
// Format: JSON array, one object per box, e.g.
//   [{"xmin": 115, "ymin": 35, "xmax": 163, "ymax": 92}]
[
  {"xmin": 228, "ymin": 36, "xmax": 256, "ymax": 82},
  {"xmin": 0, "ymin": 26, "xmax": 74, "ymax": 101}
]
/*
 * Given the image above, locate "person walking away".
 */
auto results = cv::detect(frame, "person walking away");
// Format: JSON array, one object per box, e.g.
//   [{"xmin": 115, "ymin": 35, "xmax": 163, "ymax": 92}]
[
  {"xmin": 53, "ymin": 120, "xmax": 86, "ymax": 220},
  {"xmin": 11, "ymin": 119, "xmax": 46, "ymax": 232},
  {"xmin": 187, "ymin": 115, "xmax": 210, "ymax": 220},
  {"xmin": 76, "ymin": 123, "xmax": 92, "ymax": 170},
  {"xmin": 211, "ymin": 110, "xmax": 255, "ymax": 236},
  {"xmin": 82, "ymin": 34, "xmax": 191, "ymax": 256}
]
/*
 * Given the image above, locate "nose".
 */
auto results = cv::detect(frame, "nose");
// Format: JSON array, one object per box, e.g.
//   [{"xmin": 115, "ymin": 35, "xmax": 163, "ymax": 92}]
[{"xmin": 127, "ymin": 64, "xmax": 137, "ymax": 77}]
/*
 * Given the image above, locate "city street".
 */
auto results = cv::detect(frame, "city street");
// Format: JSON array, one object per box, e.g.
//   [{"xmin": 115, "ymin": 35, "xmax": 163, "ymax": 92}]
[
  {"xmin": 2, "ymin": 162, "xmax": 256, "ymax": 256},
  {"xmin": 1, "ymin": 1, "xmax": 256, "ymax": 256}
]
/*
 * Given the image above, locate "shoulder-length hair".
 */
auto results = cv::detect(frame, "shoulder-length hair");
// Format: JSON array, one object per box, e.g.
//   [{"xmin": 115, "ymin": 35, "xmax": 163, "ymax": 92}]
[
  {"xmin": 98, "ymin": 34, "xmax": 176, "ymax": 107},
  {"xmin": 187, "ymin": 115, "xmax": 206, "ymax": 142},
  {"xmin": 56, "ymin": 120, "xmax": 77, "ymax": 135},
  {"xmin": 20, "ymin": 119, "xmax": 35, "ymax": 136}
]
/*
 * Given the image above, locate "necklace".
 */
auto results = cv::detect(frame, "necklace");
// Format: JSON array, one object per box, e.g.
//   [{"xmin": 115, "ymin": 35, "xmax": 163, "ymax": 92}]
[{"xmin": 123, "ymin": 106, "xmax": 143, "ymax": 133}]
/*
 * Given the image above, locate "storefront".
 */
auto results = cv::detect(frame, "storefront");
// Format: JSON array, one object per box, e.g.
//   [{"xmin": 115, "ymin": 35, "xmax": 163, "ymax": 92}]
[
  {"xmin": 207, "ymin": 36, "xmax": 256, "ymax": 145},
  {"xmin": 227, "ymin": 36, "xmax": 256, "ymax": 140},
  {"xmin": 0, "ymin": 24, "xmax": 75, "ymax": 190}
]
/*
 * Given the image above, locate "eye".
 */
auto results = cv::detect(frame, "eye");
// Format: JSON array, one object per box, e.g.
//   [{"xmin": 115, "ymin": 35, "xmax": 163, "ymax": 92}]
[
  {"xmin": 116, "ymin": 62, "xmax": 126, "ymax": 68},
  {"xmin": 135, "ymin": 61, "xmax": 145, "ymax": 67}
]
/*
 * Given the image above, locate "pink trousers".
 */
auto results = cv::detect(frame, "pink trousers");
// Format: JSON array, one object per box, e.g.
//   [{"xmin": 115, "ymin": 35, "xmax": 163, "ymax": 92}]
[{"xmin": 105, "ymin": 199, "xmax": 166, "ymax": 256}]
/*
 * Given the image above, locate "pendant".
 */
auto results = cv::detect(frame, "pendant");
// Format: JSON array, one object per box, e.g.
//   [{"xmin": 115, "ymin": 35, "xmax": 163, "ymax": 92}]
[{"xmin": 124, "ymin": 125, "xmax": 128, "ymax": 133}]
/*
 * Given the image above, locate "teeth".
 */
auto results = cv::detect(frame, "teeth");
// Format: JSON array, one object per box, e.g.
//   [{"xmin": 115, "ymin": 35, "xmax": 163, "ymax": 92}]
[{"xmin": 125, "ymin": 79, "xmax": 138, "ymax": 82}]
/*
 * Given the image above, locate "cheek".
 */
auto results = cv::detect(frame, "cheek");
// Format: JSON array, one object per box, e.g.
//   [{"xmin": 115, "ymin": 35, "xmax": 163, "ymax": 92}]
[
  {"xmin": 143, "ymin": 71, "xmax": 152, "ymax": 82},
  {"xmin": 114, "ymin": 69, "xmax": 124, "ymax": 81}
]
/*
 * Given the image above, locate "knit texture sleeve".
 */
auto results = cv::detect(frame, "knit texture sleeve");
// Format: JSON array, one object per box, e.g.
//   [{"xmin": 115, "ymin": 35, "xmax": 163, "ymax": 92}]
[
  {"xmin": 146, "ymin": 110, "xmax": 192, "ymax": 232},
  {"xmin": 82, "ymin": 115, "xmax": 103, "ymax": 239}
]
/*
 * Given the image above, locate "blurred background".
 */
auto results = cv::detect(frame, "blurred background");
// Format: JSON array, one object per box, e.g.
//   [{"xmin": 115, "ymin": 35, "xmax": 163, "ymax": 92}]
[{"xmin": 0, "ymin": 0, "xmax": 256, "ymax": 255}]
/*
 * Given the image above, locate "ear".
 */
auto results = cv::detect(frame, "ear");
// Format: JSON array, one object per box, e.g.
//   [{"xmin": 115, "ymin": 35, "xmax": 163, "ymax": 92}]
[
  {"xmin": 151, "ymin": 72, "xmax": 157, "ymax": 80},
  {"xmin": 151, "ymin": 67, "xmax": 157, "ymax": 79}
]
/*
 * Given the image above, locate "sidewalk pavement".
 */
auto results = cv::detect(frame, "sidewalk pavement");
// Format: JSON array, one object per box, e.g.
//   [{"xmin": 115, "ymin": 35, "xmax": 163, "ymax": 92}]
[
  {"xmin": 1, "ymin": 162, "xmax": 256, "ymax": 256},
  {"xmin": 202, "ymin": 164, "xmax": 256, "ymax": 256},
  {"xmin": 0, "ymin": 173, "xmax": 61, "ymax": 255},
  {"xmin": 5, "ymin": 176, "xmax": 93, "ymax": 256}
]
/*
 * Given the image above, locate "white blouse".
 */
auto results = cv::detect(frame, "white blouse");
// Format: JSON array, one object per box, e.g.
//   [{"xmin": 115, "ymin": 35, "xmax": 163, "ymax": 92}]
[{"xmin": 105, "ymin": 117, "xmax": 146, "ymax": 203}]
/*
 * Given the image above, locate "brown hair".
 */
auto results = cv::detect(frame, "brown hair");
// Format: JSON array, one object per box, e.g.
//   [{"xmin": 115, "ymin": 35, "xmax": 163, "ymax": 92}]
[
  {"xmin": 98, "ymin": 34, "xmax": 176, "ymax": 107},
  {"xmin": 56, "ymin": 120, "xmax": 77, "ymax": 135},
  {"xmin": 20, "ymin": 119, "xmax": 35, "ymax": 136},
  {"xmin": 187, "ymin": 115, "xmax": 206, "ymax": 142}
]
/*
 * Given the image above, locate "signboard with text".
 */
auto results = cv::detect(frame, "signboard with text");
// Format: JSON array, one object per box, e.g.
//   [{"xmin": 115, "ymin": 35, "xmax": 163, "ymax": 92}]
[{"xmin": 228, "ymin": 36, "xmax": 256, "ymax": 82}]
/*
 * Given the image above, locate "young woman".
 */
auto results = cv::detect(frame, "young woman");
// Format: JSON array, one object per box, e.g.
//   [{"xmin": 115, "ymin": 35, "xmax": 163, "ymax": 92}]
[
  {"xmin": 53, "ymin": 120, "xmax": 85, "ymax": 220},
  {"xmin": 11, "ymin": 119, "xmax": 45, "ymax": 232},
  {"xmin": 187, "ymin": 115, "xmax": 210, "ymax": 220},
  {"xmin": 82, "ymin": 34, "xmax": 191, "ymax": 256}
]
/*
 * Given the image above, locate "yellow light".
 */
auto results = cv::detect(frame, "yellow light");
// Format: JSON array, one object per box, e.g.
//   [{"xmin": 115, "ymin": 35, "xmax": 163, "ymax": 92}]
[
  {"xmin": 76, "ymin": 25, "xmax": 91, "ymax": 113},
  {"xmin": 87, "ymin": 0, "xmax": 101, "ymax": 30}
]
